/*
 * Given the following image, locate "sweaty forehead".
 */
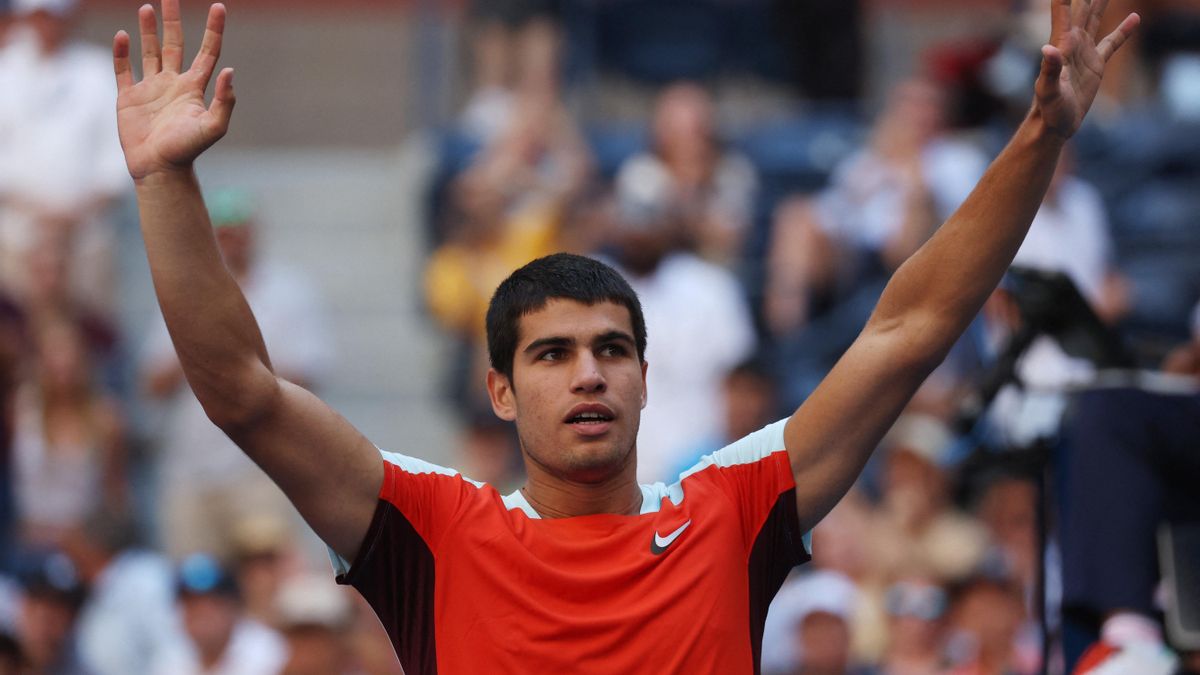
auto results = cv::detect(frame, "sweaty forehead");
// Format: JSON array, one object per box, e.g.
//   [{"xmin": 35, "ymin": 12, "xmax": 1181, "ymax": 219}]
[{"xmin": 516, "ymin": 299, "xmax": 634, "ymax": 347}]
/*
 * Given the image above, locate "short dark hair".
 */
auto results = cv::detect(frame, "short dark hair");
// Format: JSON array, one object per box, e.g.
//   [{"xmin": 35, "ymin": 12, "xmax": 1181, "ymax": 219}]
[{"xmin": 486, "ymin": 253, "xmax": 647, "ymax": 381}]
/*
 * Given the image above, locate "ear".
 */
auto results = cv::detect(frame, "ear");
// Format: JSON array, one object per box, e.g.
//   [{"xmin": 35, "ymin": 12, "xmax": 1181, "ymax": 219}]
[
  {"xmin": 639, "ymin": 359, "xmax": 649, "ymax": 410},
  {"xmin": 486, "ymin": 368, "xmax": 518, "ymax": 422}
]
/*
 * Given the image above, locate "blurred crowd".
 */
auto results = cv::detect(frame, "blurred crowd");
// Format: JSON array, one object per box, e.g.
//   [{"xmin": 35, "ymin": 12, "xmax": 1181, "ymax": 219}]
[{"xmin": 0, "ymin": 0, "xmax": 1198, "ymax": 673}]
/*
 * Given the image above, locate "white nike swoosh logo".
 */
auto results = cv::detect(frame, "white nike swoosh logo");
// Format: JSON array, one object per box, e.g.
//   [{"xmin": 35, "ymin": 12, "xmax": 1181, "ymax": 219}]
[{"xmin": 651, "ymin": 520, "xmax": 692, "ymax": 554}]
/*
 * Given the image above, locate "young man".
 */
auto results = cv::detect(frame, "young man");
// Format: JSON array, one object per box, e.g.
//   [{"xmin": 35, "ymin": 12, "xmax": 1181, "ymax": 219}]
[{"xmin": 111, "ymin": 1, "xmax": 1137, "ymax": 672}]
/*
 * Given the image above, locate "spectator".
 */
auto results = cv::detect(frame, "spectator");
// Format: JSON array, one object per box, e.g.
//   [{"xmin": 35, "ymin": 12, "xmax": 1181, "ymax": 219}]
[
  {"xmin": 878, "ymin": 576, "xmax": 949, "ymax": 674},
  {"xmin": 229, "ymin": 516, "xmax": 298, "ymax": 628},
  {"xmin": 151, "ymin": 554, "xmax": 287, "ymax": 675},
  {"xmin": 863, "ymin": 415, "xmax": 988, "ymax": 587},
  {"xmin": 61, "ymin": 508, "xmax": 178, "ymax": 675},
  {"xmin": 766, "ymin": 79, "xmax": 987, "ymax": 406},
  {"xmin": 459, "ymin": 0, "xmax": 562, "ymax": 143},
  {"xmin": 943, "ymin": 576, "xmax": 1037, "ymax": 675},
  {"xmin": 615, "ymin": 82, "xmax": 758, "ymax": 266},
  {"xmin": 275, "ymin": 573, "xmax": 356, "ymax": 675},
  {"xmin": 12, "ymin": 552, "xmax": 87, "ymax": 674},
  {"xmin": 971, "ymin": 471, "xmax": 1039, "ymax": 597},
  {"xmin": 16, "ymin": 228, "xmax": 118, "ymax": 386},
  {"xmin": 761, "ymin": 570, "xmax": 866, "ymax": 675},
  {"xmin": 12, "ymin": 315, "xmax": 125, "ymax": 548},
  {"xmin": 140, "ymin": 189, "xmax": 332, "ymax": 561},
  {"xmin": 601, "ymin": 196, "xmax": 756, "ymax": 485},
  {"xmin": 0, "ymin": 0, "xmax": 129, "ymax": 315}
]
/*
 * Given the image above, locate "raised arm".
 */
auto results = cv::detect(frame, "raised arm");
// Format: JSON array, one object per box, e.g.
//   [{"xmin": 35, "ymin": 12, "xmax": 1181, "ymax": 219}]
[
  {"xmin": 114, "ymin": 0, "xmax": 381, "ymax": 560},
  {"xmin": 784, "ymin": 0, "xmax": 1139, "ymax": 532}
]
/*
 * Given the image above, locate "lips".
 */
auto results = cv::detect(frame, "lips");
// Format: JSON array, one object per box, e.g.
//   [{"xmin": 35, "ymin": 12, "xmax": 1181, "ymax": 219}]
[{"xmin": 563, "ymin": 403, "xmax": 616, "ymax": 436}]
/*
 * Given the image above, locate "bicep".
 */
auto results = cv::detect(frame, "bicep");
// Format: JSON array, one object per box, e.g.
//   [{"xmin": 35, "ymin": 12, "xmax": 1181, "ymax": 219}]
[
  {"xmin": 784, "ymin": 324, "xmax": 936, "ymax": 531},
  {"xmin": 223, "ymin": 378, "xmax": 383, "ymax": 562}
]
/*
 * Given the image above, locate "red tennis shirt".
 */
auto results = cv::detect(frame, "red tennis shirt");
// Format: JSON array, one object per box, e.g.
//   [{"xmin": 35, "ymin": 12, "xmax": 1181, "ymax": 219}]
[{"xmin": 332, "ymin": 420, "xmax": 811, "ymax": 674}]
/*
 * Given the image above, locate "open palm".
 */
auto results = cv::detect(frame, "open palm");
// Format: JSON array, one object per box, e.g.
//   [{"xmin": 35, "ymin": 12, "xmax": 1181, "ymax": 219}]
[
  {"xmin": 1035, "ymin": 0, "xmax": 1139, "ymax": 139},
  {"xmin": 113, "ymin": 1, "xmax": 234, "ymax": 180}
]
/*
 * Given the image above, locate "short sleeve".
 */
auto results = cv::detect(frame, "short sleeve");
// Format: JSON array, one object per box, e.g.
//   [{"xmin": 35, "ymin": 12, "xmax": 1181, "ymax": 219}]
[
  {"xmin": 329, "ymin": 451, "xmax": 479, "ymax": 578},
  {"xmin": 328, "ymin": 452, "xmax": 482, "ymax": 675},
  {"xmin": 674, "ymin": 420, "xmax": 812, "ymax": 560}
]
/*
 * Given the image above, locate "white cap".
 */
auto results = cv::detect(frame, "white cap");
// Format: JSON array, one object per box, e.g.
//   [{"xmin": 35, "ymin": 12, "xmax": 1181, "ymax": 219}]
[
  {"xmin": 275, "ymin": 574, "xmax": 353, "ymax": 631},
  {"xmin": 761, "ymin": 571, "xmax": 859, "ymax": 673},
  {"xmin": 13, "ymin": 0, "xmax": 76, "ymax": 17}
]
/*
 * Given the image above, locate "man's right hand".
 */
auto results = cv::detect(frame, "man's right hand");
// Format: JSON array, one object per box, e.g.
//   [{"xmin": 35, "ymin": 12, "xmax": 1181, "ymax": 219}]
[{"xmin": 113, "ymin": 1, "xmax": 234, "ymax": 181}]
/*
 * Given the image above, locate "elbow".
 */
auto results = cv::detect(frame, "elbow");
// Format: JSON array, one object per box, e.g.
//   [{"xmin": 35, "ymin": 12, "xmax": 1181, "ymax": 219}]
[
  {"xmin": 194, "ymin": 362, "xmax": 282, "ymax": 432},
  {"xmin": 864, "ymin": 310, "xmax": 956, "ymax": 376}
]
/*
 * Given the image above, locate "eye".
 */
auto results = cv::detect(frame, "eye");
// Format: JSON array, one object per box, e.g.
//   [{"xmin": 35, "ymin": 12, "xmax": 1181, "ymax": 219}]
[
  {"xmin": 538, "ymin": 348, "xmax": 565, "ymax": 362},
  {"xmin": 598, "ymin": 343, "xmax": 628, "ymax": 358}
]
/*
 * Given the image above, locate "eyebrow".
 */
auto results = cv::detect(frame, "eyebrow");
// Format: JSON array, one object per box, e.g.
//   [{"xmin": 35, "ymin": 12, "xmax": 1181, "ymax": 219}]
[{"xmin": 522, "ymin": 331, "xmax": 637, "ymax": 356}]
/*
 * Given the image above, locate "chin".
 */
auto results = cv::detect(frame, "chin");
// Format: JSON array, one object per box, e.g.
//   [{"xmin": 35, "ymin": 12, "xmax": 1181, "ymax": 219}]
[{"xmin": 559, "ymin": 441, "xmax": 634, "ymax": 484}]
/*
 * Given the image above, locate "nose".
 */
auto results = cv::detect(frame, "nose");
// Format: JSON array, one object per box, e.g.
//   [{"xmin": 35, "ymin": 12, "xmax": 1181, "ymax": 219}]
[{"xmin": 570, "ymin": 352, "xmax": 606, "ymax": 394}]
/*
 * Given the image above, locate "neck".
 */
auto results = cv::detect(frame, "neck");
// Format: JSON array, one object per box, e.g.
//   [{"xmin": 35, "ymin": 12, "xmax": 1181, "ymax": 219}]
[{"xmin": 520, "ymin": 467, "xmax": 643, "ymax": 519}]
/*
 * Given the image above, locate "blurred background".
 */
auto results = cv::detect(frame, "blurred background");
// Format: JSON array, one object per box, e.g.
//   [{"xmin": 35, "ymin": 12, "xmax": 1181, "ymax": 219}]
[{"xmin": 1, "ymin": 0, "xmax": 1199, "ymax": 672}]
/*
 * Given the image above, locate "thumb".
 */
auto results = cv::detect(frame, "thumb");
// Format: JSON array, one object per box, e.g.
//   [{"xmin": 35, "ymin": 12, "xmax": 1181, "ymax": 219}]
[
  {"xmin": 208, "ymin": 67, "xmax": 236, "ymax": 133},
  {"xmin": 1039, "ymin": 45, "xmax": 1064, "ymax": 82},
  {"xmin": 1036, "ymin": 44, "xmax": 1064, "ymax": 102}
]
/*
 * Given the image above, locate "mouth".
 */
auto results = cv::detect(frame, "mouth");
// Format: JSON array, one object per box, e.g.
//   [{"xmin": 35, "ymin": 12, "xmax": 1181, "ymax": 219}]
[{"xmin": 563, "ymin": 404, "xmax": 616, "ymax": 436}]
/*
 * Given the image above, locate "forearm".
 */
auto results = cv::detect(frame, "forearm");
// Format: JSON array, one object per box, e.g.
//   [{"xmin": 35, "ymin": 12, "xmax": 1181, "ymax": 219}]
[
  {"xmin": 135, "ymin": 169, "xmax": 276, "ymax": 425},
  {"xmin": 871, "ymin": 110, "xmax": 1064, "ymax": 354}
]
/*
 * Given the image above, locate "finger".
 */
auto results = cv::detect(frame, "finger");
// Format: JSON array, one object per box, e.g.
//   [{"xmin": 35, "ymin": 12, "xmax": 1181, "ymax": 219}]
[
  {"xmin": 1085, "ymin": 0, "xmax": 1110, "ymax": 36},
  {"xmin": 1037, "ymin": 44, "xmax": 1065, "ymax": 100},
  {"xmin": 208, "ymin": 67, "xmax": 236, "ymax": 130},
  {"xmin": 1098, "ymin": 12, "xmax": 1140, "ymax": 62},
  {"xmin": 161, "ymin": 0, "xmax": 185, "ymax": 73},
  {"xmin": 190, "ymin": 3, "xmax": 226, "ymax": 83},
  {"xmin": 1071, "ymin": 0, "xmax": 1092, "ymax": 31},
  {"xmin": 138, "ymin": 4, "xmax": 161, "ymax": 76},
  {"xmin": 1050, "ymin": 0, "xmax": 1071, "ymax": 43},
  {"xmin": 113, "ymin": 30, "xmax": 134, "ymax": 92}
]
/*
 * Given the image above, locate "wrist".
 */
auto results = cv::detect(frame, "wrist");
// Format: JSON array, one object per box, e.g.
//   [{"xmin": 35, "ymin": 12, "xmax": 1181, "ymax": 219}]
[
  {"xmin": 133, "ymin": 165, "xmax": 198, "ymax": 191},
  {"xmin": 1021, "ymin": 105, "xmax": 1071, "ymax": 147}
]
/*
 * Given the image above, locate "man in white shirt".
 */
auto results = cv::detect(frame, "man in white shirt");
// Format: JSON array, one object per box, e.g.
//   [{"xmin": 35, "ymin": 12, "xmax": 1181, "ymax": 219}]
[{"xmin": 0, "ymin": 0, "xmax": 129, "ymax": 312}]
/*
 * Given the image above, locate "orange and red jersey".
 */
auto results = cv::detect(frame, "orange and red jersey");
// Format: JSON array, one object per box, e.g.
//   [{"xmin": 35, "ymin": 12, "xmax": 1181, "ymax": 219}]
[{"xmin": 331, "ymin": 420, "xmax": 811, "ymax": 674}]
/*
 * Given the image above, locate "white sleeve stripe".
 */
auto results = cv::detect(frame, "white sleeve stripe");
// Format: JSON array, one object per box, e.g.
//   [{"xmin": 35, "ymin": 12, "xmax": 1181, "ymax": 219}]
[
  {"xmin": 379, "ymin": 449, "xmax": 484, "ymax": 488},
  {"xmin": 662, "ymin": 419, "xmax": 790, "ymax": 506},
  {"xmin": 677, "ymin": 419, "xmax": 789, "ymax": 482}
]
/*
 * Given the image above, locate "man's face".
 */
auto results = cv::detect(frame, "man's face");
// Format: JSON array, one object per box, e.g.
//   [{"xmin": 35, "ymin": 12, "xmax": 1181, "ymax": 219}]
[{"xmin": 488, "ymin": 299, "xmax": 647, "ymax": 485}]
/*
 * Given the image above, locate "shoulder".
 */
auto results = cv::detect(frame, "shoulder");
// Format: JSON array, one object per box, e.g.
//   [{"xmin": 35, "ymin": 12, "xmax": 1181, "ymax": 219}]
[
  {"xmin": 662, "ymin": 421, "xmax": 791, "ymax": 498},
  {"xmin": 380, "ymin": 450, "xmax": 480, "ymax": 484}
]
